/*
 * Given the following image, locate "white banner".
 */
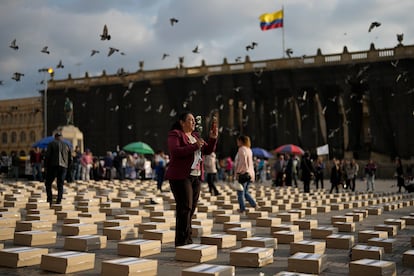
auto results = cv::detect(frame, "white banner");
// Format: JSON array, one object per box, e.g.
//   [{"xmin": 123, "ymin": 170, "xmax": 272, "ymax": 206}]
[{"xmin": 317, "ymin": 144, "xmax": 329, "ymax": 156}]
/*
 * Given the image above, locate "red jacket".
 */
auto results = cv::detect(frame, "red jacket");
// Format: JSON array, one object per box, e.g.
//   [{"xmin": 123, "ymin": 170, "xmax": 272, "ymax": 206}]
[{"xmin": 165, "ymin": 129, "xmax": 217, "ymax": 180}]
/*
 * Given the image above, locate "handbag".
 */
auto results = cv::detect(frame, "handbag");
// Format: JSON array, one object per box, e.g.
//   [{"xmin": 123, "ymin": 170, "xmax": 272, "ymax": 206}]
[
  {"xmin": 238, "ymin": 172, "xmax": 251, "ymax": 184},
  {"xmin": 229, "ymin": 181, "xmax": 244, "ymax": 191}
]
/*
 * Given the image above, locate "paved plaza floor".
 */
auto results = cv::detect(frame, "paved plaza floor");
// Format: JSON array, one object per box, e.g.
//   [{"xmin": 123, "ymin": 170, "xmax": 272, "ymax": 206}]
[{"xmin": 0, "ymin": 177, "xmax": 413, "ymax": 275}]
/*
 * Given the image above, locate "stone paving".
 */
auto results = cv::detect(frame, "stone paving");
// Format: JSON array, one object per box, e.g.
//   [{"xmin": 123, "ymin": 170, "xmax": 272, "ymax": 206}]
[{"xmin": 0, "ymin": 177, "xmax": 413, "ymax": 275}]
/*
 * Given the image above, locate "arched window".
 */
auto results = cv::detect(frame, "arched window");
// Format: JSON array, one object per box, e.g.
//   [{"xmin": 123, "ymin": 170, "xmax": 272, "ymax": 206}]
[
  {"xmin": 29, "ymin": 131, "xmax": 36, "ymax": 142},
  {"xmin": 1, "ymin": 132, "xmax": 7, "ymax": 144},
  {"xmin": 20, "ymin": 131, "xmax": 26, "ymax": 143},
  {"xmin": 11, "ymin": 131, "xmax": 17, "ymax": 143}
]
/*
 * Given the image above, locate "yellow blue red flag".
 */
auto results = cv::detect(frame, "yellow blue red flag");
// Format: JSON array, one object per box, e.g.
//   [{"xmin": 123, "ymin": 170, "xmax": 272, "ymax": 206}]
[{"xmin": 259, "ymin": 9, "xmax": 283, "ymax": 31}]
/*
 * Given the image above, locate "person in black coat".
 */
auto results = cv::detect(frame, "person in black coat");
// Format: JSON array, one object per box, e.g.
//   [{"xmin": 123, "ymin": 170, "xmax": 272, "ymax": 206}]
[
  {"xmin": 395, "ymin": 157, "xmax": 405, "ymax": 193},
  {"xmin": 300, "ymin": 151, "xmax": 314, "ymax": 193},
  {"xmin": 330, "ymin": 158, "xmax": 342, "ymax": 193}
]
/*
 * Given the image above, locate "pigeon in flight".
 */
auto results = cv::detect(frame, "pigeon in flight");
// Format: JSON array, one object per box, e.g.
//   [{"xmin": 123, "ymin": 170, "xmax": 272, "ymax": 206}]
[
  {"xmin": 192, "ymin": 45, "xmax": 200, "ymax": 53},
  {"xmin": 286, "ymin": 48, "xmax": 293, "ymax": 58},
  {"xmin": 90, "ymin": 49, "xmax": 100, "ymax": 56},
  {"xmin": 12, "ymin": 72, "xmax": 24, "ymax": 81},
  {"xmin": 162, "ymin": 53, "xmax": 169, "ymax": 60},
  {"xmin": 41, "ymin": 46, "xmax": 50, "ymax": 54},
  {"xmin": 246, "ymin": 41, "xmax": 258, "ymax": 51},
  {"xmin": 397, "ymin": 33, "xmax": 404, "ymax": 46},
  {"xmin": 170, "ymin": 18, "xmax": 179, "ymax": 26},
  {"xmin": 56, "ymin": 60, "xmax": 64, "ymax": 69},
  {"xmin": 100, "ymin": 24, "xmax": 111, "ymax": 40},
  {"xmin": 9, "ymin": 39, "xmax": 18, "ymax": 50},
  {"xmin": 108, "ymin": 47, "xmax": 119, "ymax": 57},
  {"xmin": 0, "ymin": 80, "xmax": 4, "ymax": 85},
  {"xmin": 368, "ymin": 21, "xmax": 381, "ymax": 32}
]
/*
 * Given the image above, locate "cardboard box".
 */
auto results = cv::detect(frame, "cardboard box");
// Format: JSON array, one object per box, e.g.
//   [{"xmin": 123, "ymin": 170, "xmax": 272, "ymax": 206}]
[
  {"xmin": 333, "ymin": 222, "xmax": 355, "ymax": 233},
  {"xmin": 353, "ymin": 209, "xmax": 368, "ymax": 218},
  {"xmin": 223, "ymin": 221, "xmax": 251, "ymax": 232},
  {"xmin": 273, "ymin": 231, "xmax": 303, "ymax": 244},
  {"xmin": 277, "ymin": 212, "xmax": 300, "ymax": 222},
  {"xmin": 0, "ymin": 218, "xmax": 17, "ymax": 228},
  {"xmin": 103, "ymin": 226, "xmax": 138, "ymax": 240},
  {"xmin": 114, "ymin": 214, "xmax": 143, "ymax": 225},
  {"xmin": 200, "ymin": 234, "xmax": 237, "ymax": 249},
  {"xmin": 78, "ymin": 212, "xmax": 106, "ymax": 222},
  {"xmin": 367, "ymin": 238, "xmax": 396, "ymax": 253},
  {"xmin": 138, "ymin": 222, "xmax": 170, "ymax": 234},
  {"xmin": 103, "ymin": 219, "xmax": 134, "ymax": 228},
  {"xmin": 331, "ymin": 215, "xmax": 353, "ymax": 224},
  {"xmin": 349, "ymin": 259, "xmax": 396, "ymax": 276},
  {"xmin": 15, "ymin": 220, "xmax": 53, "ymax": 232},
  {"xmin": 126, "ymin": 208, "xmax": 150, "ymax": 217},
  {"xmin": 402, "ymin": 250, "xmax": 414, "ymax": 267},
  {"xmin": 64, "ymin": 235, "xmax": 107, "ymax": 251},
  {"xmin": 247, "ymin": 211, "xmax": 268, "ymax": 219},
  {"xmin": 374, "ymin": 224, "xmax": 398, "ymax": 237},
  {"xmin": 290, "ymin": 240, "xmax": 326, "ymax": 255},
  {"xmin": 310, "ymin": 226, "xmax": 337, "ymax": 239},
  {"xmin": 0, "ymin": 246, "xmax": 48, "ymax": 268},
  {"xmin": 229, "ymin": 246, "xmax": 273, "ymax": 267},
  {"xmin": 181, "ymin": 264, "xmax": 235, "ymax": 276},
  {"xmin": 40, "ymin": 251, "xmax": 95, "ymax": 274},
  {"xmin": 326, "ymin": 234, "xmax": 354, "ymax": 249},
  {"xmin": 225, "ymin": 227, "xmax": 252, "ymax": 241},
  {"xmin": 55, "ymin": 210, "xmax": 81, "ymax": 220},
  {"xmin": 192, "ymin": 225, "xmax": 212, "ymax": 237},
  {"xmin": 317, "ymin": 205, "xmax": 331, "ymax": 213},
  {"xmin": 367, "ymin": 207, "xmax": 382, "ymax": 216},
  {"xmin": 358, "ymin": 230, "xmax": 388, "ymax": 243},
  {"xmin": 345, "ymin": 212, "xmax": 364, "ymax": 222},
  {"xmin": 192, "ymin": 218, "xmax": 213, "ymax": 227},
  {"xmin": 176, "ymin": 244, "xmax": 217, "ymax": 263},
  {"xmin": 25, "ymin": 214, "xmax": 57, "ymax": 223},
  {"xmin": 14, "ymin": 230, "xmax": 57, "ymax": 246},
  {"xmin": 61, "ymin": 223, "xmax": 98, "ymax": 236},
  {"xmin": 293, "ymin": 219, "xmax": 318, "ymax": 230},
  {"xmin": 101, "ymin": 257, "xmax": 157, "ymax": 276},
  {"xmin": 118, "ymin": 239, "xmax": 161, "ymax": 257},
  {"xmin": 142, "ymin": 229, "xmax": 175, "ymax": 244},
  {"xmin": 271, "ymin": 224, "xmax": 300, "ymax": 233},
  {"xmin": 351, "ymin": 245, "xmax": 384, "ymax": 261},
  {"xmin": 241, "ymin": 237, "xmax": 277, "ymax": 249},
  {"xmin": 274, "ymin": 272, "xmax": 318, "ymax": 276},
  {"xmin": 214, "ymin": 214, "xmax": 240, "ymax": 224},
  {"xmin": 288, "ymin": 252, "xmax": 327, "ymax": 274},
  {"xmin": 256, "ymin": 217, "xmax": 281, "ymax": 227},
  {"xmin": 0, "ymin": 227, "xmax": 15, "ymax": 241}
]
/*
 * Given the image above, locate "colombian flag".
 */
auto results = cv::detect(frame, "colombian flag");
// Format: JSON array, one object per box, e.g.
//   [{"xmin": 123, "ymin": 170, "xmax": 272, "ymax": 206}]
[{"xmin": 259, "ymin": 9, "xmax": 283, "ymax": 31}]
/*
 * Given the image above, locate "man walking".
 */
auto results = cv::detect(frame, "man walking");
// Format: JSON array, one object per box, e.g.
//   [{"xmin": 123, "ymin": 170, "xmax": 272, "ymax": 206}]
[{"xmin": 44, "ymin": 132, "xmax": 72, "ymax": 206}]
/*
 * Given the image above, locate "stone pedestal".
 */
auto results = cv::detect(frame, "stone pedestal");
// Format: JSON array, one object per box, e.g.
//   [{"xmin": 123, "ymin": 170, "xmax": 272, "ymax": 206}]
[{"xmin": 54, "ymin": 125, "xmax": 84, "ymax": 152}]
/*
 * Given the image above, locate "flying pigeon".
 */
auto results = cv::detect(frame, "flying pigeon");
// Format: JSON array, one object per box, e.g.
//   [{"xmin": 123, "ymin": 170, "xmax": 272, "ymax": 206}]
[
  {"xmin": 286, "ymin": 48, "xmax": 293, "ymax": 58},
  {"xmin": 397, "ymin": 33, "xmax": 404, "ymax": 45},
  {"xmin": 56, "ymin": 60, "xmax": 64, "ymax": 69},
  {"xmin": 170, "ymin": 18, "xmax": 179, "ymax": 26},
  {"xmin": 368, "ymin": 21, "xmax": 381, "ymax": 32},
  {"xmin": 162, "ymin": 53, "xmax": 169, "ymax": 60},
  {"xmin": 192, "ymin": 45, "xmax": 200, "ymax": 53},
  {"xmin": 246, "ymin": 41, "xmax": 258, "ymax": 51},
  {"xmin": 9, "ymin": 39, "xmax": 18, "ymax": 50},
  {"xmin": 41, "ymin": 46, "xmax": 50, "ymax": 54},
  {"xmin": 107, "ymin": 47, "xmax": 119, "ymax": 57},
  {"xmin": 100, "ymin": 24, "xmax": 111, "ymax": 40},
  {"xmin": 90, "ymin": 49, "xmax": 100, "ymax": 56},
  {"xmin": 0, "ymin": 80, "xmax": 4, "ymax": 85},
  {"xmin": 12, "ymin": 72, "xmax": 24, "ymax": 81}
]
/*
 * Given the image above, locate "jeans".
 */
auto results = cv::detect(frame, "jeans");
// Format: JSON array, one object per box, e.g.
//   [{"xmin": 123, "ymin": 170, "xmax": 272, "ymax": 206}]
[
  {"xmin": 366, "ymin": 175, "xmax": 375, "ymax": 191},
  {"xmin": 237, "ymin": 181, "xmax": 256, "ymax": 211},
  {"xmin": 45, "ymin": 166, "xmax": 67, "ymax": 203},
  {"xmin": 32, "ymin": 163, "xmax": 43, "ymax": 181}
]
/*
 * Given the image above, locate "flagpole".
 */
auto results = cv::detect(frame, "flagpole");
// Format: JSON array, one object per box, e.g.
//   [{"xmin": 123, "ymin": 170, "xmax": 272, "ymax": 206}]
[{"xmin": 282, "ymin": 5, "xmax": 285, "ymax": 58}]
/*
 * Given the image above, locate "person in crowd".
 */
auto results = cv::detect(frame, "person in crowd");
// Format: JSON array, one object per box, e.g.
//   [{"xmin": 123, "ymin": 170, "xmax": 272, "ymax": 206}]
[
  {"xmin": 165, "ymin": 112, "xmax": 218, "ymax": 247},
  {"xmin": 314, "ymin": 157, "xmax": 325, "ymax": 189},
  {"xmin": 225, "ymin": 156, "xmax": 233, "ymax": 182},
  {"xmin": 330, "ymin": 158, "xmax": 342, "ymax": 193},
  {"xmin": 103, "ymin": 151, "xmax": 114, "ymax": 180},
  {"xmin": 234, "ymin": 135, "xmax": 257, "ymax": 214},
  {"xmin": 44, "ymin": 132, "xmax": 72, "ymax": 205},
  {"xmin": 80, "ymin": 148, "xmax": 93, "ymax": 181},
  {"xmin": 365, "ymin": 159, "xmax": 377, "ymax": 192},
  {"xmin": 30, "ymin": 146, "xmax": 43, "ymax": 181},
  {"xmin": 71, "ymin": 146, "xmax": 82, "ymax": 181},
  {"xmin": 273, "ymin": 154, "xmax": 286, "ymax": 187},
  {"xmin": 291, "ymin": 155, "xmax": 300, "ymax": 187},
  {"xmin": 204, "ymin": 152, "xmax": 220, "ymax": 196},
  {"xmin": 154, "ymin": 150, "xmax": 167, "ymax": 192},
  {"xmin": 395, "ymin": 157, "xmax": 406, "ymax": 193},
  {"xmin": 257, "ymin": 158, "xmax": 266, "ymax": 183},
  {"xmin": 10, "ymin": 151, "xmax": 20, "ymax": 180},
  {"xmin": 300, "ymin": 151, "xmax": 314, "ymax": 193},
  {"xmin": 345, "ymin": 158, "xmax": 359, "ymax": 192},
  {"xmin": 92, "ymin": 156, "xmax": 104, "ymax": 181},
  {"xmin": 284, "ymin": 155, "xmax": 293, "ymax": 186}
]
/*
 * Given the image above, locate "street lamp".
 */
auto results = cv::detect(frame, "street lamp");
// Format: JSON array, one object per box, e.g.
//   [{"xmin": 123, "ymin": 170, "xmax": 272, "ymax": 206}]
[{"xmin": 41, "ymin": 68, "xmax": 54, "ymax": 137}]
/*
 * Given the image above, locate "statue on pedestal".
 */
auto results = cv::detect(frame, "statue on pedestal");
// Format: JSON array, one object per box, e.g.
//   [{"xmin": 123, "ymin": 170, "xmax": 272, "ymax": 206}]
[{"xmin": 64, "ymin": 97, "xmax": 74, "ymax": 125}]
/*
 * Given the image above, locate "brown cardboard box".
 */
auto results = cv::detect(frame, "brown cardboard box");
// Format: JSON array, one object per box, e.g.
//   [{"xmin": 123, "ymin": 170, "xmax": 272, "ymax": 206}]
[
  {"xmin": 181, "ymin": 263, "xmax": 235, "ymax": 276},
  {"xmin": 374, "ymin": 224, "xmax": 398, "ymax": 237},
  {"xmin": 192, "ymin": 218, "xmax": 213, "ymax": 227},
  {"xmin": 358, "ymin": 230, "xmax": 388, "ymax": 243},
  {"xmin": 118, "ymin": 239, "xmax": 161, "ymax": 257},
  {"xmin": 290, "ymin": 240, "xmax": 326, "ymax": 255},
  {"xmin": 40, "ymin": 251, "xmax": 95, "ymax": 274},
  {"xmin": 225, "ymin": 227, "xmax": 252, "ymax": 241},
  {"xmin": 310, "ymin": 226, "xmax": 337, "ymax": 239},
  {"xmin": 61, "ymin": 223, "xmax": 98, "ymax": 236},
  {"xmin": 14, "ymin": 230, "xmax": 56, "ymax": 246},
  {"xmin": 103, "ymin": 226, "xmax": 138, "ymax": 240},
  {"xmin": 367, "ymin": 207, "xmax": 383, "ymax": 216},
  {"xmin": 353, "ymin": 209, "xmax": 369, "ymax": 218},
  {"xmin": 273, "ymin": 231, "xmax": 303, "ymax": 244},
  {"xmin": 332, "ymin": 222, "xmax": 355, "ymax": 233},
  {"xmin": 214, "ymin": 214, "xmax": 240, "ymax": 224},
  {"xmin": 288, "ymin": 252, "xmax": 327, "ymax": 274},
  {"xmin": 55, "ymin": 210, "xmax": 81, "ymax": 220},
  {"xmin": 0, "ymin": 247, "xmax": 48, "ymax": 268},
  {"xmin": 192, "ymin": 225, "xmax": 212, "ymax": 237},
  {"xmin": 367, "ymin": 238, "xmax": 396, "ymax": 253},
  {"xmin": 25, "ymin": 214, "xmax": 57, "ymax": 223},
  {"xmin": 276, "ymin": 212, "xmax": 300, "ymax": 222},
  {"xmin": 345, "ymin": 212, "xmax": 364, "ymax": 222},
  {"xmin": 103, "ymin": 219, "xmax": 134, "ymax": 228},
  {"xmin": 0, "ymin": 218, "xmax": 17, "ymax": 228},
  {"xmin": 142, "ymin": 229, "xmax": 175, "ymax": 243},
  {"xmin": 176, "ymin": 244, "xmax": 217, "ymax": 263},
  {"xmin": 223, "ymin": 221, "xmax": 251, "ymax": 232},
  {"xmin": 101, "ymin": 257, "xmax": 157, "ymax": 276},
  {"xmin": 64, "ymin": 234, "xmax": 107, "ymax": 251},
  {"xmin": 229, "ymin": 246, "xmax": 273, "ymax": 267},
  {"xmin": 402, "ymin": 250, "xmax": 414, "ymax": 267},
  {"xmin": 331, "ymin": 215, "xmax": 353, "ymax": 224},
  {"xmin": 138, "ymin": 222, "xmax": 170, "ymax": 234},
  {"xmin": 247, "ymin": 211, "xmax": 268, "ymax": 219},
  {"xmin": 0, "ymin": 227, "xmax": 15, "ymax": 241},
  {"xmin": 256, "ymin": 217, "xmax": 281, "ymax": 227},
  {"xmin": 349, "ymin": 259, "xmax": 396, "ymax": 276},
  {"xmin": 114, "ymin": 214, "xmax": 142, "ymax": 225},
  {"xmin": 78, "ymin": 212, "xmax": 106, "ymax": 222},
  {"xmin": 351, "ymin": 245, "xmax": 384, "ymax": 261},
  {"xmin": 241, "ymin": 237, "xmax": 277, "ymax": 249},
  {"xmin": 293, "ymin": 219, "xmax": 318, "ymax": 230},
  {"xmin": 401, "ymin": 216, "xmax": 414, "ymax": 225},
  {"xmin": 150, "ymin": 210, "xmax": 175, "ymax": 217},
  {"xmin": 200, "ymin": 234, "xmax": 237, "ymax": 249},
  {"xmin": 15, "ymin": 220, "xmax": 53, "ymax": 232},
  {"xmin": 271, "ymin": 224, "xmax": 300, "ymax": 233},
  {"xmin": 126, "ymin": 208, "xmax": 150, "ymax": 217},
  {"xmin": 326, "ymin": 234, "xmax": 354, "ymax": 249},
  {"xmin": 317, "ymin": 205, "xmax": 331, "ymax": 213}
]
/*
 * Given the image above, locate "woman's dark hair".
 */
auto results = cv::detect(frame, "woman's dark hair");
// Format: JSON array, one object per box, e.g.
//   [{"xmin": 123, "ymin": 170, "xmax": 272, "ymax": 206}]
[
  {"xmin": 170, "ymin": 111, "xmax": 192, "ymax": 130},
  {"xmin": 237, "ymin": 135, "xmax": 251, "ymax": 148}
]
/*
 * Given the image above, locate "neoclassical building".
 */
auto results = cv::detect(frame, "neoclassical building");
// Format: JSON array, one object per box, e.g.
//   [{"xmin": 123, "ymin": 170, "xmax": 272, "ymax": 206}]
[{"xmin": 0, "ymin": 97, "xmax": 43, "ymax": 155}]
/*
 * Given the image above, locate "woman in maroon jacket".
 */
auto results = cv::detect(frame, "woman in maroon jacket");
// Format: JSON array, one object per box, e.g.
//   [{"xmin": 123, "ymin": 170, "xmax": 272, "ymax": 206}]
[{"xmin": 165, "ymin": 112, "xmax": 218, "ymax": 247}]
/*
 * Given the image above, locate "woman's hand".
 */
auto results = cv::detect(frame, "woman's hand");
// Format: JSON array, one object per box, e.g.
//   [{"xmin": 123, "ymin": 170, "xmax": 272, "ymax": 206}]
[
  {"xmin": 209, "ymin": 124, "xmax": 218, "ymax": 139},
  {"xmin": 196, "ymin": 137, "xmax": 206, "ymax": 149}
]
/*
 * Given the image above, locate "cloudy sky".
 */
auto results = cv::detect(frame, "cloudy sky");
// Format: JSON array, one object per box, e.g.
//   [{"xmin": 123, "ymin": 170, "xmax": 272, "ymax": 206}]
[{"xmin": 0, "ymin": 0, "xmax": 412, "ymax": 100}]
